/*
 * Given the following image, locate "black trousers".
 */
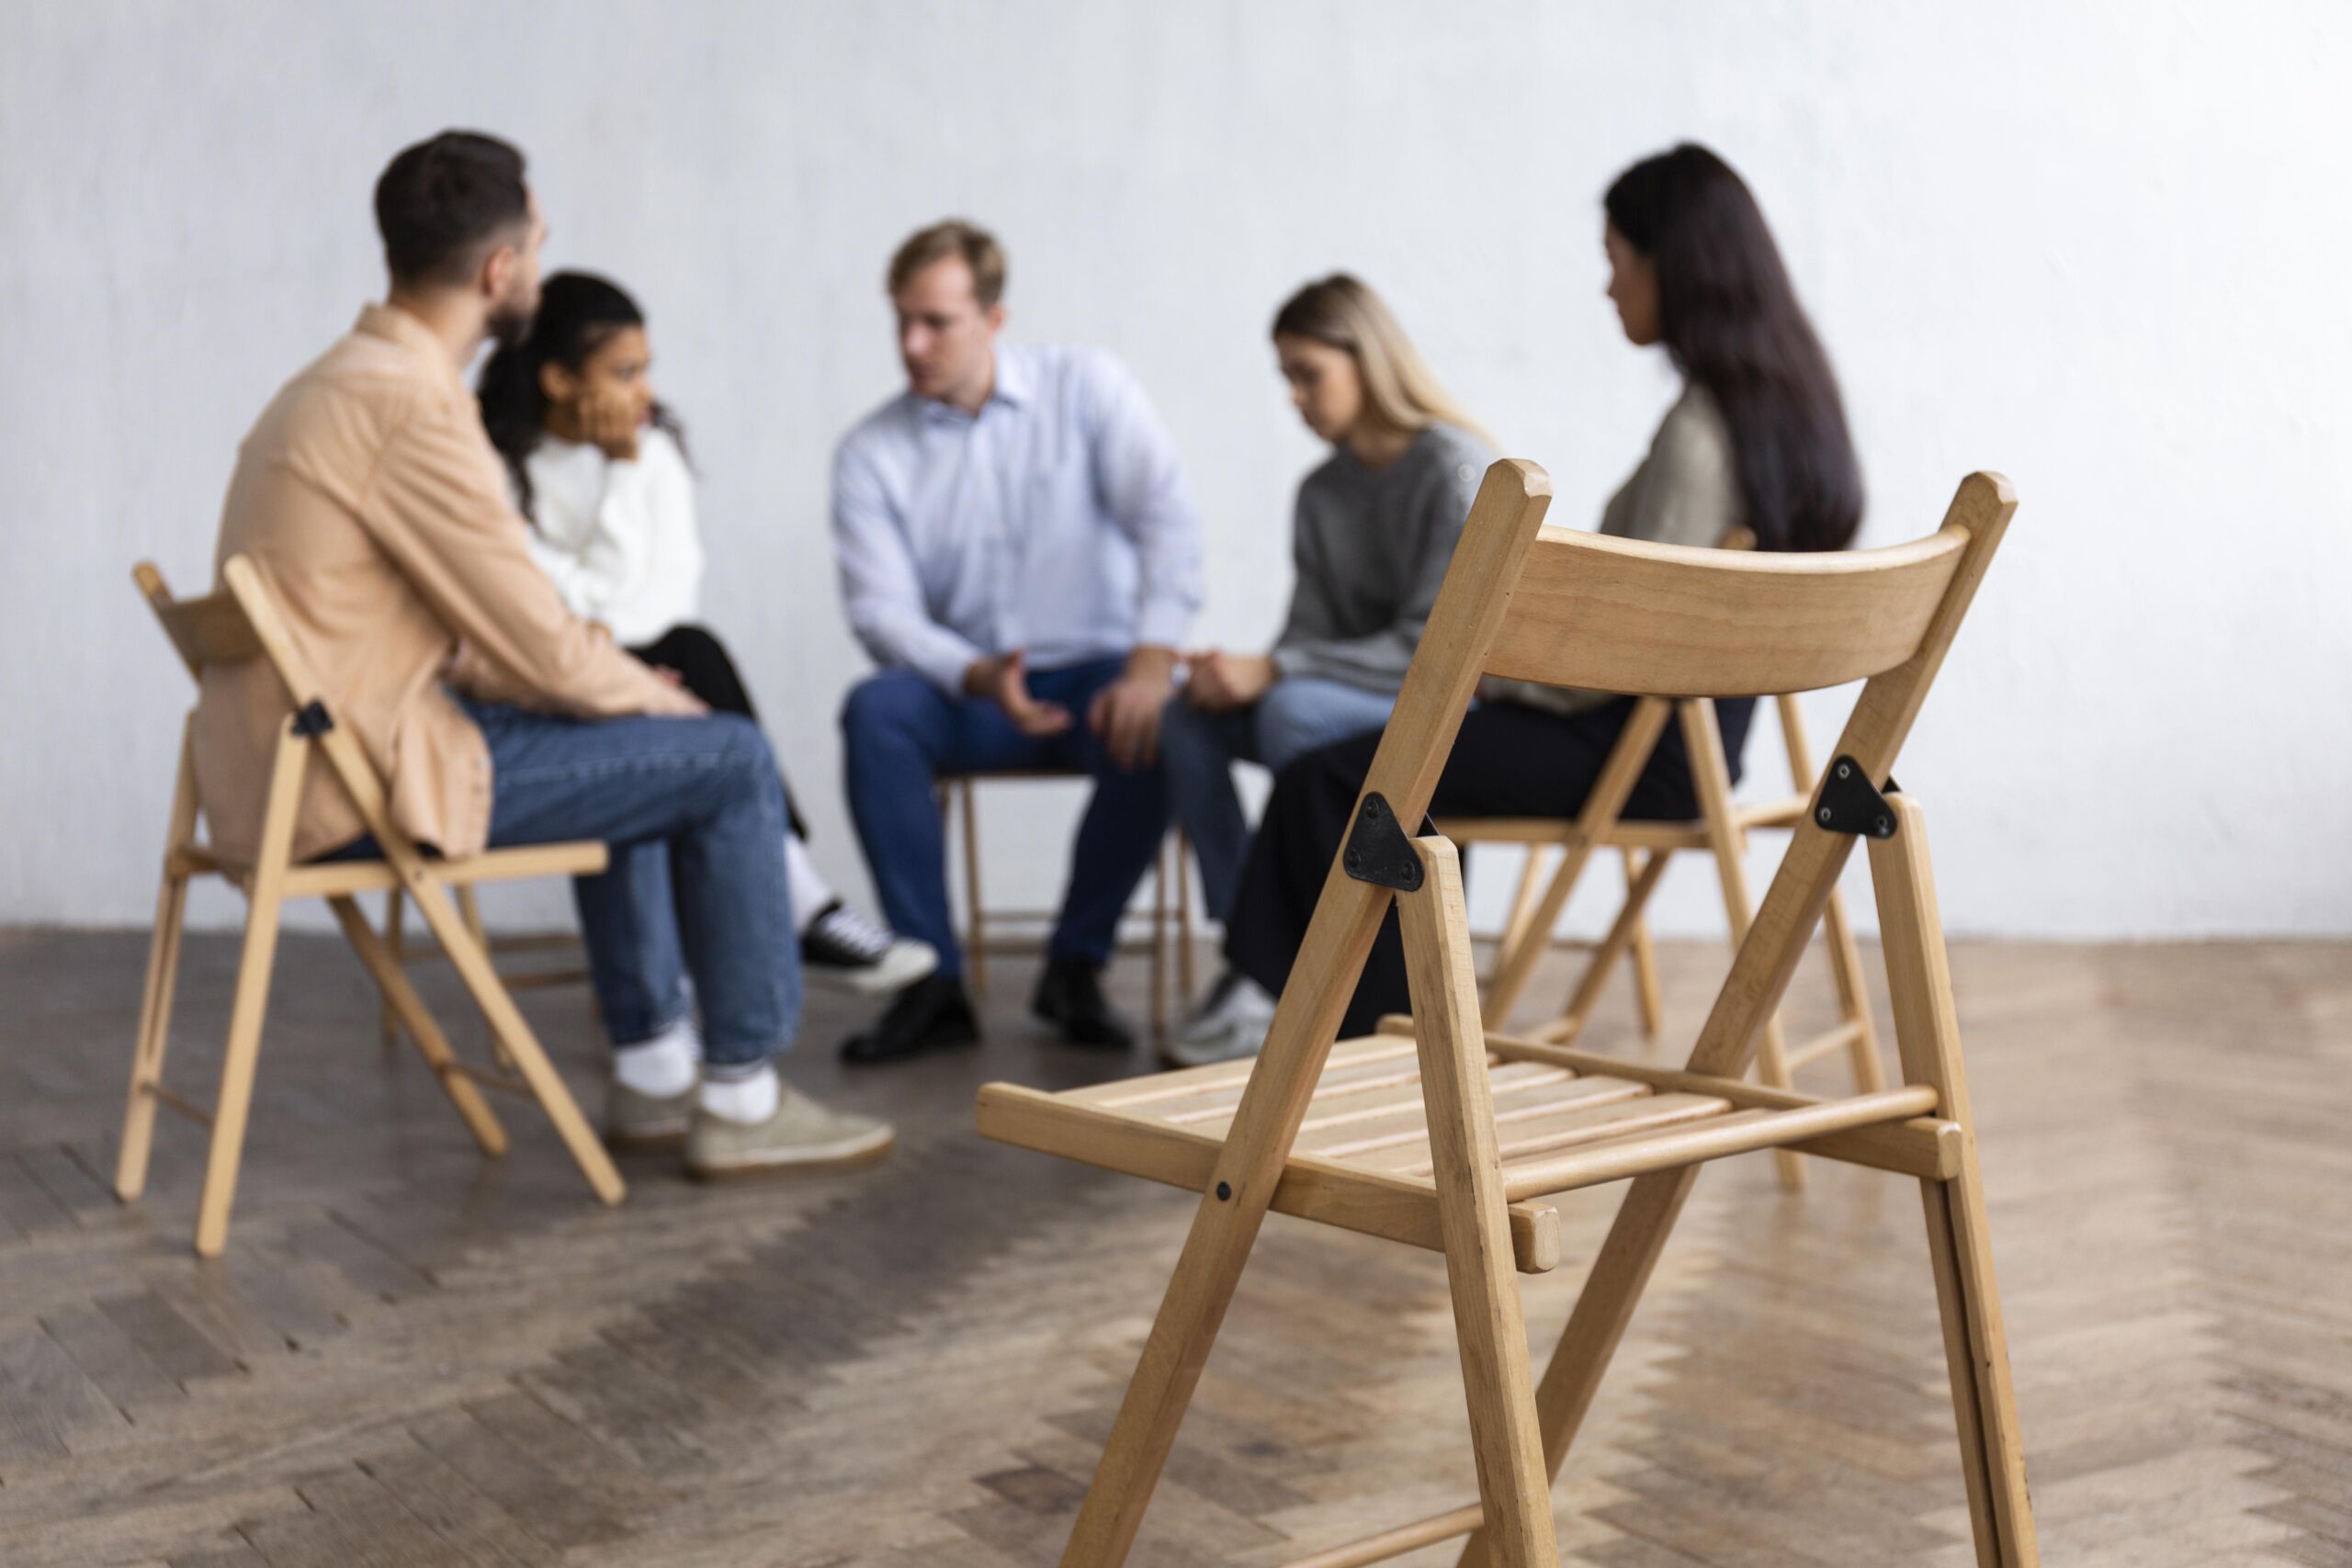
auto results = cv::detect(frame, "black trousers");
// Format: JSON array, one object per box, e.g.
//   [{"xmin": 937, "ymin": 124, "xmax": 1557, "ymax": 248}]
[
  {"xmin": 1224, "ymin": 696, "xmax": 1756, "ymax": 1038},
  {"xmin": 627, "ymin": 624, "xmax": 808, "ymax": 839}
]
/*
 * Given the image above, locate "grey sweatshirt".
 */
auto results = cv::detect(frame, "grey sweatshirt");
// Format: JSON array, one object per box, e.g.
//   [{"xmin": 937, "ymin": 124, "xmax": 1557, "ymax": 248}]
[
  {"xmin": 1490, "ymin": 383, "xmax": 1743, "ymax": 715},
  {"xmin": 1270, "ymin": 422, "xmax": 1495, "ymax": 693}
]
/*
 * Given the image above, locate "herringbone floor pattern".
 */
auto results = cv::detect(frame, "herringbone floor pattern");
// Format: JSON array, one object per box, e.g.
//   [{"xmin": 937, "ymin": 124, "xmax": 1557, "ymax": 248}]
[{"xmin": 0, "ymin": 926, "xmax": 2344, "ymax": 1566}]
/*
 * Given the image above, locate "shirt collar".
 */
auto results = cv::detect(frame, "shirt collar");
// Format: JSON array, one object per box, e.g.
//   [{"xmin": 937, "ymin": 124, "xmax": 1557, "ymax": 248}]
[
  {"xmin": 989, "ymin": 344, "xmax": 1031, "ymax": 408},
  {"xmin": 918, "ymin": 344, "xmax": 1029, "ymax": 424},
  {"xmin": 354, "ymin": 302, "xmax": 469, "ymax": 397}
]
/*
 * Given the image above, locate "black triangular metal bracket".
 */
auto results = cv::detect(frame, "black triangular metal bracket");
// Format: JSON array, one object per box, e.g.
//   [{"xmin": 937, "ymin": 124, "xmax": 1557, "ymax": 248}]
[
  {"xmin": 1812, "ymin": 755, "xmax": 1899, "ymax": 839},
  {"xmin": 1341, "ymin": 793, "xmax": 1429, "ymax": 891},
  {"xmin": 289, "ymin": 699, "xmax": 335, "ymax": 739}
]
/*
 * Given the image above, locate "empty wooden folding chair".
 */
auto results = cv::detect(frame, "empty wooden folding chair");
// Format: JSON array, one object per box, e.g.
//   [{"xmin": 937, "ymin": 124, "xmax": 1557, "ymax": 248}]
[
  {"xmin": 977, "ymin": 462, "xmax": 2035, "ymax": 1565},
  {"xmin": 1442, "ymin": 680, "xmax": 1886, "ymax": 1189},
  {"xmin": 119, "ymin": 556, "xmax": 627, "ymax": 1258}
]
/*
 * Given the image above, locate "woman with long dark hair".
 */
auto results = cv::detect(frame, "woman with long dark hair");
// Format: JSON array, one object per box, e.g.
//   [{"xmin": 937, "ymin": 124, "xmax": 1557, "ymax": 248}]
[
  {"xmin": 1209, "ymin": 143, "xmax": 1864, "ymax": 1051},
  {"xmin": 477, "ymin": 273, "xmax": 936, "ymax": 1004}
]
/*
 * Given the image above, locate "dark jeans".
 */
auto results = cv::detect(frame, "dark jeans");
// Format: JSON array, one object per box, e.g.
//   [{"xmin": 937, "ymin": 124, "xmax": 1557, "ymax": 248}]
[
  {"xmin": 628, "ymin": 623, "xmax": 807, "ymax": 839},
  {"xmin": 332, "ymin": 701, "xmax": 803, "ymax": 1067},
  {"xmin": 1224, "ymin": 696, "xmax": 1756, "ymax": 1038},
  {"xmin": 840, "ymin": 659, "xmax": 1170, "ymax": 979}
]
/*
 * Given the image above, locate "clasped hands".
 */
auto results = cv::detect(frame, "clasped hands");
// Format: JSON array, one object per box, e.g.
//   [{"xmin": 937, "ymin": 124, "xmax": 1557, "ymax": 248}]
[{"xmin": 964, "ymin": 645, "xmax": 1273, "ymax": 770}]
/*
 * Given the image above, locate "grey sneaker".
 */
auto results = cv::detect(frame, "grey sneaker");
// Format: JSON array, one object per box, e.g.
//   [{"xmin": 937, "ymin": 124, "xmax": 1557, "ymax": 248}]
[
  {"xmin": 606, "ymin": 1079, "xmax": 696, "ymax": 1148},
  {"xmin": 1160, "ymin": 970, "xmax": 1278, "ymax": 1067},
  {"xmin": 685, "ymin": 1084, "xmax": 895, "ymax": 1180}
]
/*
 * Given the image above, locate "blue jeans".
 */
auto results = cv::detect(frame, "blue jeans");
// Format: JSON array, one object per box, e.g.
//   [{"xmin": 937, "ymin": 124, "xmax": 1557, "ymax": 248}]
[
  {"xmin": 461, "ymin": 701, "xmax": 800, "ymax": 1068},
  {"xmin": 1159, "ymin": 676, "xmax": 1397, "ymax": 920},
  {"xmin": 840, "ymin": 660, "xmax": 1169, "ymax": 979}
]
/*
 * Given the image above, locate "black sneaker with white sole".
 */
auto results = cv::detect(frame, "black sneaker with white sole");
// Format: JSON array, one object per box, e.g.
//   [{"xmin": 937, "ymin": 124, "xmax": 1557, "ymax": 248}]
[{"xmin": 800, "ymin": 900, "xmax": 940, "ymax": 996}]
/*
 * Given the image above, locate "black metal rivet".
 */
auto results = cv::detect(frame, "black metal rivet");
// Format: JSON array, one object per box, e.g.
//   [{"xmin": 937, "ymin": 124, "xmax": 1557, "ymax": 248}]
[
  {"xmin": 1836, "ymin": 761, "xmax": 1853, "ymax": 780},
  {"xmin": 1816, "ymin": 807, "xmax": 1834, "ymax": 824},
  {"xmin": 1215, "ymin": 1181, "xmax": 1231, "ymax": 1201}
]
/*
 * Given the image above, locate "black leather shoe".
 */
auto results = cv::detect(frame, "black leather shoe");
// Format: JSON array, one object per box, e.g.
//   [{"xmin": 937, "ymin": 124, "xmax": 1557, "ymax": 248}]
[
  {"xmin": 1032, "ymin": 957, "xmax": 1134, "ymax": 1051},
  {"xmin": 840, "ymin": 975, "xmax": 979, "ymax": 1066}
]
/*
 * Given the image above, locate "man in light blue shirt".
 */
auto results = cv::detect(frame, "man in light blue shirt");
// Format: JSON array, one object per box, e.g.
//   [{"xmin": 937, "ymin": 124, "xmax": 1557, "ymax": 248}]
[{"xmin": 832, "ymin": 220, "xmax": 1204, "ymax": 1064}]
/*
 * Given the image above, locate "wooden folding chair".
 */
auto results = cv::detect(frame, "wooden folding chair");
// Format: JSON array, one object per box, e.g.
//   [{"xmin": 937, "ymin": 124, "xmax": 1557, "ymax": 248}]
[
  {"xmin": 1443, "ymin": 680, "xmax": 1886, "ymax": 1190},
  {"xmin": 977, "ymin": 463, "xmax": 2035, "ymax": 1565},
  {"xmin": 119, "ymin": 556, "xmax": 627, "ymax": 1258}
]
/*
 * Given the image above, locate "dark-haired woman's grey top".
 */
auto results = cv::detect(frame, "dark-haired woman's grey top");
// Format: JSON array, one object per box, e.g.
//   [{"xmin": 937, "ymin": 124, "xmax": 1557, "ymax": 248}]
[
  {"xmin": 1270, "ymin": 422, "xmax": 1495, "ymax": 693},
  {"xmin": 1494, "ymin": 383, "xmax": 1741, "ymax": 715}
]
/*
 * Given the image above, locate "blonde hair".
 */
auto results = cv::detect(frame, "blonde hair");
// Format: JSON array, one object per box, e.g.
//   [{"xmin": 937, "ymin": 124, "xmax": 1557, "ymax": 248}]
[
  {"xmin": 1272, "ymin": 274, "xmax": 1493, "ymax": 448},
  {"xmin": 888, "ymin": 219, "xmax": 1007, "ymax": 307}
]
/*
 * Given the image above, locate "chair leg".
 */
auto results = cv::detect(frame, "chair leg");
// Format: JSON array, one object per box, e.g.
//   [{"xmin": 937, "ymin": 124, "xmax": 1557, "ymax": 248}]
[
  {"xmin": 1057, "ymin": 878, "xmax": 1405, "ymax": 1563},
  {"xmin": 1923, "ymin": 1164, "xmax": 2039, "ymax": 1566},
  {"xmin": 1456, "ymin": 1166, "xmax": 1700, "ymax": 1568},
  {"xmin": 1533, "ymin": 849, "xmax": 1669, "ymax": 1046},
  {"xmin": 329, "ymin": 896, "xmax": 508, "ymax": 1156},
  {"xmin": 1821, "ymin": 882, "xmax": 1885, "ymax": 1092},
  {"xmin": 1492, "ymin": 845, "xmax": 1550, "ymax": 986},
  {"xmin": 456, "ymin": 885, "xmax": 515, "ymax": 1071},
  {"xmin": 401, "ymin": 875, "xmax": 625, "ymax": 1206},
  {"xmin": 1871, "ymin": 795, "xmax": 2036, "ymax": 1565},
  {"xmin": 1400, "ymin": 840, "xmax": 1557, "ymax": 1564},
  {"xmin": 1624, "ymin": 848, "xmax": 1664, "ymax": 1039},
  {"xmin": 192, "ymin": 725, "xmax": 309, "ymax": 1259},
  {"xmin": 1149, "ymin": 833, "xmax": 1170, "ymax": 1038},
  {"xmin": 1482, "ymin": 699, "xmax": 1673, "ymax": 1028},
  {"xmin": 959, "ymin": 780, "xmax": 987, "ymax": 1001},
  {"xmin": 1173, "ymin": 828, "xmax": 1195, "ymax": 1011},
  {"xmin": 116, "ymin": 863, "xmax": 191, "ymax": 1202},
  {"xmin": 119, "ymin": 730, "xmax": 200, "ymax": 1204},
  {"xmin": 379, "ymin": 886, "xmax": 405, "ymax": 1050},
  {"xmin": 194, "ymin": 877, "xmax": 289, "ymax": 1258}
]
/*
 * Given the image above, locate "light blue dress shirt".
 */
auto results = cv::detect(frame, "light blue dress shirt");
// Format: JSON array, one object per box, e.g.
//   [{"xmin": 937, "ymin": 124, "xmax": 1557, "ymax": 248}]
[{"xmin": 831, "ymin": 343, "xmax": 1204, "ymax": 693}]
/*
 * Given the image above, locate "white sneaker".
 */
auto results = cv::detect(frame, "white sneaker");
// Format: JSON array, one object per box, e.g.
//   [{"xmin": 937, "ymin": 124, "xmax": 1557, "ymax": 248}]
[
  {"xmin": 800, "ymin": 901, "xmax": 939, "ymax": 996},
  {"xmin": 1161, "ymin": 971, "xmax": 1277, "ymax": 1067}
]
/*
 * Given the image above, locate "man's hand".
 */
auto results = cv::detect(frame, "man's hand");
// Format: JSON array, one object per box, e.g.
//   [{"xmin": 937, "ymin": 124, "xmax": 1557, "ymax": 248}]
[
  {"xmin": 1182, "ymin": 649, "xmax": 1276, "ymax": 714},
  {"xmin": 580, "ymin": 389, "xmax": 642, "ymax": 463},
  {"xmin": 965, "ymin": 649, "xmax": 1072, "ymax": 738},
  {"xmin": 1088, "ymin": 646, "xmax": 1179, "ymax": 770},
  {"xmin": 637, "ymin": 659, "xmax": 707, "ymax": 715}
]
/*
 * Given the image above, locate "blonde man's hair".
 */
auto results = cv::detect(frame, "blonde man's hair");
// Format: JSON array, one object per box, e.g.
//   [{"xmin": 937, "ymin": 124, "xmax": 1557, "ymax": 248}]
[
  {"xmin": 888, "ymin": 219, "xmax": 1007, "ymax": 307},
  {"xmin": 1271, "ymin": 274, "xmax": 1493, "ymax": 448}
]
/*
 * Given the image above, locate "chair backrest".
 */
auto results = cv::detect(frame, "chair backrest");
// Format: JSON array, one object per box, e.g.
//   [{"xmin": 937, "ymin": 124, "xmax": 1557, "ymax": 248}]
[
  {"xmin": 1341, "ymin": 459, "xmax": 2013, "ymax": 1084},
  {"xmin": 135, "ymin": 561, "xmax": 264, "ymax": 680},
  {"xmin": 1481, "ymin": 522, "xmax": 1972, "ymax": 699},
  {"xmin": 137, "ymin": 554, "xmax": 408, "ymax": 846}
]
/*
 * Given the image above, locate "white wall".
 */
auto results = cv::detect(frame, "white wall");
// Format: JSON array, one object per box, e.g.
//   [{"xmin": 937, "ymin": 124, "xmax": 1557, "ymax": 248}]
[{"xmin": 4, "ymin": 0, "xmax": 2347, "ymax": 942}]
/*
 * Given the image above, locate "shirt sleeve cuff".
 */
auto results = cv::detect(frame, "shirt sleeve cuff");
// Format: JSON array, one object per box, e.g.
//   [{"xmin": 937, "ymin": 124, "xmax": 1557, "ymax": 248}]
[
  {"xmin": 1134, "ymin": 596, "xmax": 1196, "ymax": 653},
  {"xmin": 911, "ymin": 634, "xmax": 984, "ymax": 696}
]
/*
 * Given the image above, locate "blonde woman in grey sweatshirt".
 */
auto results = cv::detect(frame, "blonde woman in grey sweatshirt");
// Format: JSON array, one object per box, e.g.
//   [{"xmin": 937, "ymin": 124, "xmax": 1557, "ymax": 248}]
[{"xmin": 1164, "ymin": 276, "xmax": 1495, "ymax": 1062}]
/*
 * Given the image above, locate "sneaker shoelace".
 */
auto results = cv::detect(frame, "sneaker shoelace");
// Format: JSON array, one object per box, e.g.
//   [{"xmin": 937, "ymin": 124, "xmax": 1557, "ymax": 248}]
[{"xmin": 813, "ymin": 902, "xmax": 896, "ymax": 963}]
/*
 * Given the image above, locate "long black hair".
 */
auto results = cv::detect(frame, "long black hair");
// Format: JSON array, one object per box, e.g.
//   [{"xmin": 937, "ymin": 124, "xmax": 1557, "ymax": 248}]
[
  {"xmin": 1605, "ymin": 145, "xmax": 1861, "ymax": 552},
  {"xmin": 477, "ymin": 270, "xmax": 686, "ymax": 517}
]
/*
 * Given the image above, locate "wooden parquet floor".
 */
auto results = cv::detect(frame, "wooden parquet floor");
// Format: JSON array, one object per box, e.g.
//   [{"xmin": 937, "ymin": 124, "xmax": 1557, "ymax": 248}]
[{"xmin": 0, "ymin": 925, "xmax": 2346, "ymax": 1566}]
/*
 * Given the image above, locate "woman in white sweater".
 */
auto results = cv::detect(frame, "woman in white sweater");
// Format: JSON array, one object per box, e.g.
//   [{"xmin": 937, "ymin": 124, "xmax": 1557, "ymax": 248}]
[{"xmin": 478, "ymin": 272, "xmax": 933, "ymax": 996}]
